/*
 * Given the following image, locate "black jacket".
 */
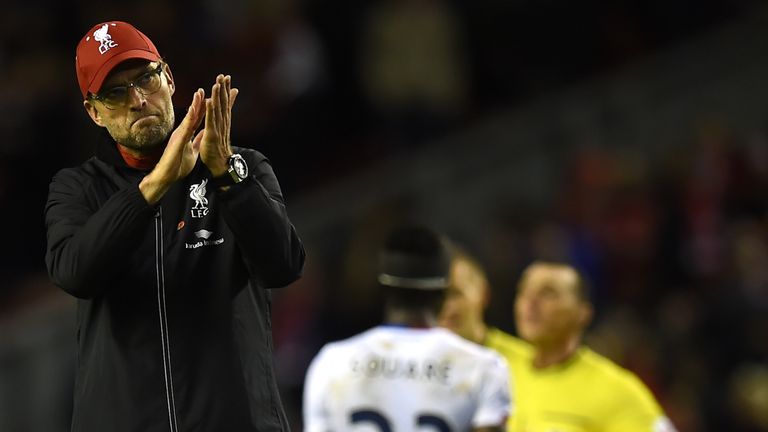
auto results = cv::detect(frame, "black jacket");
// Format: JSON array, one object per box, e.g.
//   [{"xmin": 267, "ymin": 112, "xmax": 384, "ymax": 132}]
[{"xmin": 45, "ymin": 128, "xmax": 305, "ymax": 432}]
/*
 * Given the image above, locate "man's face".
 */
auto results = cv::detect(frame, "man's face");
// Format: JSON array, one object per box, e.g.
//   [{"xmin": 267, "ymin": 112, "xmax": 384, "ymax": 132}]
[
  {"xmin": 438, "ymin": 258, "xmax": 488, "ymax": 341},
  {"xmin": 514, "ymin": 263, "xmax": 590, "ymax": 347},
  {"xmin": 84, "ymin": 60, "xmax": 175, "ymax": 154}
]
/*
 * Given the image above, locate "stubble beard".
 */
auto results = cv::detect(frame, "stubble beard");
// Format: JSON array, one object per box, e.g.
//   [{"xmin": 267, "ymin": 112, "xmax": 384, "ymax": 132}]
[{"xmin": 109, "ymin": 109, "xmax": 175, "ymax": 154}]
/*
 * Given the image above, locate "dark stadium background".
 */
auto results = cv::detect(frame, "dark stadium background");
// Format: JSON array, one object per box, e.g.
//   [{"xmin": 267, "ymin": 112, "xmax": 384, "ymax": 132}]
[{"xmin": 2, "ymin": 0, "xmax": 768, "ymax": 430}]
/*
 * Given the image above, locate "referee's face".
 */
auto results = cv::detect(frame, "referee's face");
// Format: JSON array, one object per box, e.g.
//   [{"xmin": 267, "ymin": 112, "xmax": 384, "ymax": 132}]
[{"xmin": 514, "ymin": 263, "xmax": 590, "ymax": 347}]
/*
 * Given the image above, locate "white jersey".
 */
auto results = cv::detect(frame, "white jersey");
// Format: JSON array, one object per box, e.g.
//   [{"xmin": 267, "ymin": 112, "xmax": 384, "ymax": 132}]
[{"xmin": 303, "ymin": 326, "xmax": 511, "ymax": 432}]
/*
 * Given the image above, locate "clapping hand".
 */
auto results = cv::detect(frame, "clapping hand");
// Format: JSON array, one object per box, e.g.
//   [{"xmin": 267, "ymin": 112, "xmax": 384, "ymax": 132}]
[{"xmin": 200, "ymin": 74, "xmax": 239, "ymax": 177}]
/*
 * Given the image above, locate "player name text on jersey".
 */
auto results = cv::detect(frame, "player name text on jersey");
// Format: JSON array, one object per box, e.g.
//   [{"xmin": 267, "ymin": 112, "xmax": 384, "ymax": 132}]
[{"xmin": 350, "ymin": 355, "xmax": 451, "ymax": 384}]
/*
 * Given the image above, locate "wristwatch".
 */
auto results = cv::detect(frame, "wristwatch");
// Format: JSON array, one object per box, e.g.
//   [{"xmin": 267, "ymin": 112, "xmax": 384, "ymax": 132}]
[{"xmin": 212, "ymin": 154, "xmax": 248, "ymax": 188}]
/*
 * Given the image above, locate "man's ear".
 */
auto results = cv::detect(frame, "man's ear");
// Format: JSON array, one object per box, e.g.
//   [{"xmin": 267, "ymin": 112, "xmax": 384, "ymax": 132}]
[
  {"xmin": 578, "ymin": 302, "xmax": 594, "ymax": 329},
  {"xmin": 164, "ymin": 64, "xmax": 175, "ymax": 96},
  {"xmin": 83, "ymin": 99, "xmax": 105, "ymax": 127},
  {"xmin": 481, "ymin": 281, "xmax": 491, "ymax": 310}
]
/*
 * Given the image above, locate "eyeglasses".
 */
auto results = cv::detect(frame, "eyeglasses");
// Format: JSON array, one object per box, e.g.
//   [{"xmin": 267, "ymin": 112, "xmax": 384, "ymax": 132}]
[{"xmin": 90, "ymin": 63, "xmax": 165, "ymax": 110}]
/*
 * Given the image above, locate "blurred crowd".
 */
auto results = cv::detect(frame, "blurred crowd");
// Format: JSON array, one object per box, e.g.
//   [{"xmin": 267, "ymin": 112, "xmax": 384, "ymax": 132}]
[{"xmin": 2, "ymin": 0, "xmax": 768, "ymax": 431}]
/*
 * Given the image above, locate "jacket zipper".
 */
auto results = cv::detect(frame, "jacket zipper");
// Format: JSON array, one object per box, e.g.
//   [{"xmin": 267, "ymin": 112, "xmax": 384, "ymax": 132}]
[{"xmin": 155, "ymin": 206, "xmax": 179, "ymax": 432}]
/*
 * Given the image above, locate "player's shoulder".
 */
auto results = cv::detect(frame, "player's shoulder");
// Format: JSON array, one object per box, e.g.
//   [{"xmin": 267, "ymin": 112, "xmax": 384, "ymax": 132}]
[
  {"xmin": 580, "ymin": 348, "xmax": 635, "ymax": 378},
  {"xmin": 580, "ymin": 348, "xmax": 672, "ymax": 429},
  {"xmin": 579, "ymin": 348, "xmax": 658, "ymax": 401},
  {"xmin": 433, "ymin": 328, "xmax": 508, "ymax": 366},
  {"xmin": 316, "ymin": 327, "xmax": 379, "ymax": 355}
]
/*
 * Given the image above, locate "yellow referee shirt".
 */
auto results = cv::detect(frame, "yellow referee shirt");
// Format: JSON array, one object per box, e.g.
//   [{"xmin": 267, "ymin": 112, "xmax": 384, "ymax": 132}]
[{"xmin": 484, "ymin": 328, "xmax": 675, "ymax": 432}]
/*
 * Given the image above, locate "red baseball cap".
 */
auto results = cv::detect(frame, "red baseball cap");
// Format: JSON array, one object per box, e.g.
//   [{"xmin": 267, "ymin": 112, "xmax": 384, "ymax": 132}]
[{"xmin": 75, "ymin": 21, "xmax": 161, "ymax": 98}]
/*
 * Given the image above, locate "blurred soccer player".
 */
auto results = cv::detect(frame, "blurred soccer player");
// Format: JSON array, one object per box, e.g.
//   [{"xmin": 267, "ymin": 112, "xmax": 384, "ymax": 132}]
[
  {"xmin": 438, "ymin": 244, "xmax": 529, "ymax": 430},
  {"xmin": 510, "ymin": 261, "xmax": 677, "ymax": 432},
  {"xmin": 303, "ymin": 226, "xmax": 510, "ymax": 432}
]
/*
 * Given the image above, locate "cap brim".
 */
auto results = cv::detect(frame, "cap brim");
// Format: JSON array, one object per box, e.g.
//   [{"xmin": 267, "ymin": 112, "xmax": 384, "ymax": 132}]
[{"xmin": 86, "ymin": 50, "xmax": 161, "ymax": 96}]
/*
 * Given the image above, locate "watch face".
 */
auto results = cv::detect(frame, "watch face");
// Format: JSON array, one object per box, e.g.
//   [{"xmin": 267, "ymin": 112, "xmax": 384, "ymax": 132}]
[{"xmin": 232, "ymin": 155, "xmax": 248, "ymax": 179}]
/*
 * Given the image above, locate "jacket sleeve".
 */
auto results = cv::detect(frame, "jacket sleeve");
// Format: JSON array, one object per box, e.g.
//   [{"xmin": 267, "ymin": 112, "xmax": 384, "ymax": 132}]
[
  {"xmin": 45, "ymin": 168, "xmax": 155, "ymax": 298},
  {"xmin": 216, "ymin": 150, "xmax": 305, "ymax": 288}
]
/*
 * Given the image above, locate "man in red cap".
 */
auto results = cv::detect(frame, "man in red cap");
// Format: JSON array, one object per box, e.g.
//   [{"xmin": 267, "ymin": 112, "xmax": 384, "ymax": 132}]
[{"xmin": 45, "ymin": 21, "xmax": 305, "ymax": 431}]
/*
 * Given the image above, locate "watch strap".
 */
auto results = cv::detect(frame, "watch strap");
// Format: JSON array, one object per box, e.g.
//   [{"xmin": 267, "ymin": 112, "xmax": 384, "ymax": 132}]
[{"xmin": 211, "ymin": 154, "xmax": 247, "ymax": 188}]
